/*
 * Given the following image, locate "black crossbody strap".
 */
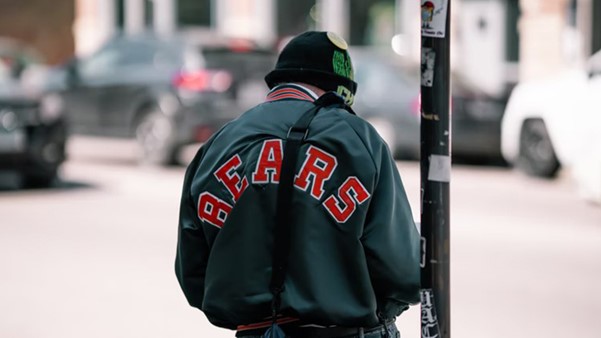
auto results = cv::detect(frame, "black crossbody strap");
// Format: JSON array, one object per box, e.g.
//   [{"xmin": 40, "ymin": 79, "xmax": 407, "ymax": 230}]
[{"xmin": 268, "ymin": 92, "xmax": 348, "ymax": 319}]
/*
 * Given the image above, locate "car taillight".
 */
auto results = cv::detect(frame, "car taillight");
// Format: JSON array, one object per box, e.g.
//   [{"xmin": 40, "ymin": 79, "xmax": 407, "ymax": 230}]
[
  {"xmin": 172, "ymin": 70, "xmax": 233, "ymax": 93},
  {"xmin": 228, "ymin": 39, "xmax": 255, "ymax": 52}
]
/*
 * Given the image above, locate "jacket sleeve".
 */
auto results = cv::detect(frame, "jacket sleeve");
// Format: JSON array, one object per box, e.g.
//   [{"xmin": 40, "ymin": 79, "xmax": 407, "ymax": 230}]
[
  {"xmin": 175, "ymin": 144, "xmax": 211, "ymax": 310},
  {"xmin": 361, "ymin": 142, "xmax": 421, "ymax": 319}
]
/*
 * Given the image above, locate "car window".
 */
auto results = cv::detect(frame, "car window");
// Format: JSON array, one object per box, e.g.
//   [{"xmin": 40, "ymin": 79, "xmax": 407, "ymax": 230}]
[
  {"xmin": 79, "ymin": 40, "xmax": 167, "ymax": 78},
  {"xmin": 78, "ymin": 45, "xmax": 121, "ymax": 78},
  {"xmin": 0, "ymin": 57, "xmax": 11, "ymax": 82},
  {"xmin": 117, "ymin": 42, "xmax": 156, "ymax": 66},
  {"xmin": 0, "ymin": 47, "xmax": 40, "ymax": 82},
  {"xmin": 0, "ymin": 43, "xmax": 46, "ymax": 96},
  {"xmin": 354, "ymin": 58, "xmax": 418, "ymax": 105},
  {"xmin": 201, "ymin": 48, "xmax": 273, "ymax": 78}
]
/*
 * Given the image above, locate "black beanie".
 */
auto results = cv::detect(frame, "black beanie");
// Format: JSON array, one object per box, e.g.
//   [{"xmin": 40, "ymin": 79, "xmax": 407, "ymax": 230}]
[{"xmin": 265, "ymin": 31, "xmax": 357, "ymax": 105}]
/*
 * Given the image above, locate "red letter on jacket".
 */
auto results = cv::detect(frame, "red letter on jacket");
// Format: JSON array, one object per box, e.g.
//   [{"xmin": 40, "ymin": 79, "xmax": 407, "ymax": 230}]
[
  {"xmin": 214, "ymin": 154, "xmax": 249, "ymax": 202},
  {"xmin": 323, "ymin": 177, "xmax": 370, "ymax": 223},
  {"xmin": 198, "ymin": 192, "xmax": 233, "ymax": 228},
  {"xmin": 294, "ymin": 145, "xmax": 337, "ymax": 200},
  {"xmin": 252, "ymin": 139, "xmax": 283, "ymax": 184}
]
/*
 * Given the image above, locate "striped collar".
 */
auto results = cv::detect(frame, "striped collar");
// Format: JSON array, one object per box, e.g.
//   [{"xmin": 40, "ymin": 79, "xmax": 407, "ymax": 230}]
[{"xmin": 266, "ymin": 83, "xmax": 318, "ymax": 102}]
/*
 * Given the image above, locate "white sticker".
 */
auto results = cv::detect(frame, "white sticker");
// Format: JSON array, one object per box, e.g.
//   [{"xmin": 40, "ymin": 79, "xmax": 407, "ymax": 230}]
[
  {"xmin": 421, "ymin": 47, "xmax": 435, "ymax": 87},
  {"xmin": 427, "ymin": 155, "xmax": 451, "ymax": 182},
  {"xmin": 421, "ymin": 0, "xmax": 449, "ymax": 38},
  {"xmin": 421, "ymin": 289, "xmax": 441, "ymax": 338}
]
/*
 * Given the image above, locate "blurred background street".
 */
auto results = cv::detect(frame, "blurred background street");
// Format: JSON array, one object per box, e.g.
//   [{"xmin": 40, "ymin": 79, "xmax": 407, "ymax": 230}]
[
  {"xmin": 1, "ymin": 0, "xmax": 601, "ymax": 337},
  {"xmin": 1, "ymin": 136, "xmax": 600, "ymax": 338}
]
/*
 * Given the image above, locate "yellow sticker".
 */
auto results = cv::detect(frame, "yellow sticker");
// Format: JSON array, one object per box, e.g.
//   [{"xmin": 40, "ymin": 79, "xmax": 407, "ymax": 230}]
[{"xmin": 327, "ymin": 32, "xmax": 348, "ymax": 50}]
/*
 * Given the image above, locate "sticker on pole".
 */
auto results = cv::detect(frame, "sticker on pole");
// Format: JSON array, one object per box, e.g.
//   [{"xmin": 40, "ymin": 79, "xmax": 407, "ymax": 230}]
[
  {"xmin": 428, "ymin": 155, "xmax": 451, "ymax": 182},
  {"xmin": 421, "ymin": 47, "xmax": 436, "ymax": 87},
  {"xmin": 421, "ymin": 289, "xmax": 441, "ymax": 338},
  {"xmin": 421, "ymin": 0, "xmax": 449, "ymax": 38}
]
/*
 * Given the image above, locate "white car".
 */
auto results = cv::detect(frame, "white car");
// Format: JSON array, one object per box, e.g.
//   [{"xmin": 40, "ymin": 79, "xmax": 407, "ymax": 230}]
[{"xmin": 501, "ymin": 51, "xmax": 601, "ymax": 204}]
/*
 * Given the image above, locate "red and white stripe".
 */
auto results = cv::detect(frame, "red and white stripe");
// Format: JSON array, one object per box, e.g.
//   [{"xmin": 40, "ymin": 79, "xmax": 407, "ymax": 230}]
[
  {"xmin": 266, "ymin": 84, "xmax": 317, "ymax": 102},
  {"xmin": 237, "ymin": 316, "xmax": 300, "ymax": 331}
]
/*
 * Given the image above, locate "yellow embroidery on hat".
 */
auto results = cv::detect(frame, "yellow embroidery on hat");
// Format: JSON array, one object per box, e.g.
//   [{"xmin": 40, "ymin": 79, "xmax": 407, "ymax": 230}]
[{"xmin": 327, "ymin": 32, "xmax": 348, "ymax": 50}]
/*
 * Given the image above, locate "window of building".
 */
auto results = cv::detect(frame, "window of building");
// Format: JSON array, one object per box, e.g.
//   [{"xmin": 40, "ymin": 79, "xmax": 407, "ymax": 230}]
[
  {"xmin": 115, "ymin": 0, "xmax": 158, "ymax": 30},
  {"xmin": 178, "ymin": 0, "xmax": 211, "ymax": 27}
]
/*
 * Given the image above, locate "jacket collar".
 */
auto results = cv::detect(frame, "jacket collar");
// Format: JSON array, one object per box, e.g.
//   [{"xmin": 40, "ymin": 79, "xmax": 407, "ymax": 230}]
[{"xmin": 266, "ymin": 83, "xmax": 318, "ymax": 102}]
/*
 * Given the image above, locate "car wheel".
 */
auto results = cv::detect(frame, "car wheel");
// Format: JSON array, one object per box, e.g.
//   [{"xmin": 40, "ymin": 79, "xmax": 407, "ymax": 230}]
[
  {"xmin": 518, "ymin": 119, "xmax": 560, "ymax": 178},
  {"xmin": 135, "ymin": 109, "xmax": 178, "ymax": 166},
  {"xmin": 21, "ymin": 121, "xmax": 66, "ymax": 188},
  {"xmin": 22, "ymin": 171, "xmax": 57, "ymax": 188}
]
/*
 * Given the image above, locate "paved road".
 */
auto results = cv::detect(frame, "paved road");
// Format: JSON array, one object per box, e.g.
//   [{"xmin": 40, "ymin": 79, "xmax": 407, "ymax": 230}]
[{"xmin": 1, "ymin": 136, "xmax": 600, "ymax": 338}]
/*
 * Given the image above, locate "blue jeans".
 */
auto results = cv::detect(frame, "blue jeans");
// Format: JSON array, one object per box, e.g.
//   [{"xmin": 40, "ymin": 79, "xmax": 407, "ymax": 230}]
[{"xmin": 237, "ymin": 322, "xmax": 400, "ymax": 338}]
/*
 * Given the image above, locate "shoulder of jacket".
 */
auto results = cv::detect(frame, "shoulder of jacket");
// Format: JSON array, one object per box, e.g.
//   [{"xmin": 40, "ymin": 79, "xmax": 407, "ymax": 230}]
[{"xmin": 320, "ymin": 106, "xmax": 388, "ymax": 169}]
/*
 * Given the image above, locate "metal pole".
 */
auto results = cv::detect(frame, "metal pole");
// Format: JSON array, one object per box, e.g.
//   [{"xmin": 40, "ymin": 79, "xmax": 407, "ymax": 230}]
[{"xmin": 420, "ymin": 1, "xmax": 451, "ymax": 338}]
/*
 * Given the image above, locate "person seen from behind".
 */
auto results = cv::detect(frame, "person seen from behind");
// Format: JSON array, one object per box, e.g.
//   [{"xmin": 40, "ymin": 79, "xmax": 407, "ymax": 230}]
[{"xmin": 175, "ymin": 31, "xmax": 420, "ymax": 338}]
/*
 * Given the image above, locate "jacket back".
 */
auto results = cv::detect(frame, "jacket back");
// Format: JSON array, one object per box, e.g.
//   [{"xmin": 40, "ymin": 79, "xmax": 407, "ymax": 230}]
[{"xmin": 175, "ymin": 93, "xmax": 420, "ymax": 329}]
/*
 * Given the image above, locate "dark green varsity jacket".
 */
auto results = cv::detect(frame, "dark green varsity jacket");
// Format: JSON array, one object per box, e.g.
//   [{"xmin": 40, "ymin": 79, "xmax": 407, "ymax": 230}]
[{"xmin": 175, "ymin": 84, "xmax": 420, "ymax": 330}]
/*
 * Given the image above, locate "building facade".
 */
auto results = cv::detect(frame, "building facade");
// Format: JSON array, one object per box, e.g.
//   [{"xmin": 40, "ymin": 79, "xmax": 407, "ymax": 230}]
[
  {"xmin": 0, "ymin": 0, "xmax": 74, "ymax": 65},
  {"xmin": 1, "ymin": 0, "xmax": 598, "ymax": 86}
]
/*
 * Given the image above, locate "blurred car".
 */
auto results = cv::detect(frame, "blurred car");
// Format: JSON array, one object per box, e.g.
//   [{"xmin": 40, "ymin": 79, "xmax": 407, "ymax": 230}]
[
  {"xmin": 501, "ymin": 50, "xmax": 601, "ymax": 203},
  {"xmin": 0, "ymin": 38, "xmax": 67, "ymax": 187},
  {"xmin": 351, "ymin": 48, "xmax": 507, "ymax": 162},
  {"xmin": 451, "ymin": 74, "xmax": 508, "ymax": 163},
  {"xmin": 45, "ymin": 30, "xmax": 275, "ymax": 165},
  {"xmin": 573, "ymin": 62, "xmax": 601, "ymax": 204},
  {"xmin": 352, "ymin": 48, "xmax": 421, "ymax": 159}
]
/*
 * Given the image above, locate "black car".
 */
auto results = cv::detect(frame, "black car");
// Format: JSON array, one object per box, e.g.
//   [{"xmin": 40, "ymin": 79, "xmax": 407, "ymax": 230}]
[
  {"xmin": 47, "ymin": 30, "xmax": 276, "ymax": 165},
  {"xmin": 451, "ymin": 74, "xmax": 508, "ymax": 163},
  {"xmin": 0, "ymin": 38, "xmax": 67, "ymax": 187},
  {"xmin": 351, "ymin": 48, "xmax": 507, "ymax": 162}
]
